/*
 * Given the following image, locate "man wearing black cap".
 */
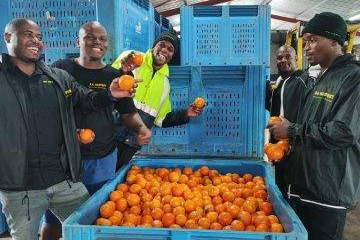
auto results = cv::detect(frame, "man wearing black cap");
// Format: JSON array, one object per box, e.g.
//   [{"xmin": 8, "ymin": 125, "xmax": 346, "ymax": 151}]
[
  {"xmin": 268, "ymin": 12, "xmax": 360, "ymax": 240},
  {"xmin": 112, "ymin": 31, "xmax": 203, "ymax": 169}
]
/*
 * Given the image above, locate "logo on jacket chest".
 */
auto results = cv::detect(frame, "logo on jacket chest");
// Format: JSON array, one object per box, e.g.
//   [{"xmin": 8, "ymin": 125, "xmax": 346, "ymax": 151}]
[
  {"xmin": 89, "ymin": 82, "xmax": 106, "ymax": 90},
  {"xmin": 313, "ymin": 91, "xmax": 334, "ymax": 102}
]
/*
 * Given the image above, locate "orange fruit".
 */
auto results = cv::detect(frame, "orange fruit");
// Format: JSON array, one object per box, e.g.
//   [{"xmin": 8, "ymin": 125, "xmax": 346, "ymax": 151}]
[
  {"xmin": 175, "ymin": 214, "xmax": 187, "ymax": 226},
  {"xmin": 78, "ymin": 129, "xmax": 95, "ymax": 144},
  {"xmin": 169, "ymin": 224, "xmax": 181, "ymax": 228},
  {"xmin": 173, "ymin": 206, "xmax": 185, "ymax": 215},
  {"xmin": 109, "ymin": 190, "xmax": 123, "ymax": 202},
  {"xmin": 118, "ymin": 75, "xmax": 135, "ymax": 92},
  {"xmin": 268, "ymin": 116, "xmax": 282, "ymax": 124},
  {"xmin": 129, "ymin": 184, "xmax": 142, "ymax": 194},
  {"xmin": 254, "ymin": 190, "xmax": 267, "ymax": 201},
  {"xmin": 151, "ymin": 207, "xmax": 165, "ymax": 220},
  {"xmin": 95, "ymin": 217, "xmax": 112, "ymax": 226},
  {"xmin": 238, "ymin": 210, "xmax": 252, "ymax": 226},
  {"xmin": 277, "ymin": 140, "xmax": 290, "ymax": 152},
  {"xmin": 210, "ymin": 222, "xmax": 223, "ymax": 230},
  {"xmin": 109, "ymin": 215, "xmax": 122, "ymax": 226},
  {"xmin": 259, "ymin": 202, "xmax": 273, "ymax": 215},
  {"xmin": 162, "ymin": 213, "xmax": 176, "ymax": 227},
  {"xmin": 141, "ymin": 215, "xmax": 154, "ymax": 224},
  {"xmin": 129, "ymin": 205, "xmax": 141, "ymax": 215},
  {"xmin": 268, "ymin": 215, "xmax": 280, "ymax": 224},
  {"xmin": 243, "ymin": 200, "xmax": 256, "ymax": 214},
  {"xmin": 271, "ymin": 223, "xmax": 284, "ymax": 232},
  {"xmin": 117, "ymin": 183, "xmax": 129, "ymax": 192},
  {"xmin": 194, "ymin": 97, "xmax": 206, "ymax": 109},
  {"xmin": 198, "ymin": 217, "xmax": 211, "ymax": 229},
  {"xmin": 265, "ymin": 144, "xmax": 285, "ymax": 161},
  {"xmin": 171, "ymin": 184, "xmax": 184, "ymax": 197},
  {"xmin": 227, "ymin": 204, "xmax": 240, "ymax": 218},
  {"xmin": 152, "ymin": 219, "xmax": 163, "ymax": 228},
  {"xmin": 184, "ymin": 200, "xmax": 197, "ymax": 213},
  {"xmin": 231, "ymin": 220, "xmax": 245, "ymax": 231},
  {"xmin": 222, "ymin": 191, "xmax": 235, "ymax": 202},
  {"xmin": 199, "ymin": 166, "xmax": 209, "ymax": 176},
  {"xmin": 184, "ymin": 219, "xmax": 197, "ymax": 229},
  {"xmin": 132, "ymin": 53, "xmax": 143, "ymax": 66},
  {"xmin": 126, "ymin": 193, "xmax": 140, "ymax": 206},
  {"xmin": 183, "ymin": 167, "xmax": 193, "ymax": 176},
  {"xmin": 179, "ymin": 174, "xmax": 189, "ymax": 184},
  {"xmin": 218, "ymin": 212, "xmax": 233, "ymax": 226},
  {"xmin": 169, "ymin": 172, "xmax": 180, "ymax": 183},
  {"xmin": 246, "ymin": 224, "xmax": 256, "ymax": 231},
  {"xmin": 163, "ymin": 204, "xmax": 172, "ymax": 213},
  {"xmin": 115, "ymin": 198, "xmax": 128, "ymax": 211},
  {"xmin": 99, "ymin": 203, "xmax": 114, "ymax": 218},
  {"xmin": 206, "ymin": 211, "xmax": 218, "ymax": 223},
  {"xmin": 255, "ymin": 223, "xmax": 269, "ymax": 232},
  {"xmin": 242, "ymin": 173, "xmax": 253, "ymax": 183}
]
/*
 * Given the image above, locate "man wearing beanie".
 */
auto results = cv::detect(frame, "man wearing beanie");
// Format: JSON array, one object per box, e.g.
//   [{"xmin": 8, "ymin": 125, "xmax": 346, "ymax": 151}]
[
  {"xmin": 268, "ymin": 12, "xmax": 360, "ymax": 240},
  {"xmin": 112, "ymin": 31, "xmax": 203, "ymax": 168}
]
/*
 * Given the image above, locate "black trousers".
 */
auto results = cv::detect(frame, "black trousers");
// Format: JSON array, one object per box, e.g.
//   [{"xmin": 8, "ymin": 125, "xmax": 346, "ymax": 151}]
[
  {"xmin": 289, "ymin": 198, "xmax": 347, "ymax": 240},
  {"xmin": 116, "ymin": 142, "xmax": 139, "ymax": 171}
]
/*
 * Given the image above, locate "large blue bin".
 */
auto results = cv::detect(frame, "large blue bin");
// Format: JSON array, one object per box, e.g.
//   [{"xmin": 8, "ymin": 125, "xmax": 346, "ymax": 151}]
[
  {"xmin": 0, "ymin": 203, "xmax": 7, "ymax": 235},
  {"xmin": 0, "ymin": 0, "xmax": 154, "ymax": 64},
  {"xmin": 154, "ymin": 10, "xmax": 162, "ymax": 40},
  {"xmin": 180, "ymin": 5, "xmax": 271, "ymax": 66},
  {"xmin": 63, "ymin": 158, "xmax": 307, "ymax": 240},
  {"xmin": 140, "ymin": 65, "xmax": 269, "ymax": 158}
]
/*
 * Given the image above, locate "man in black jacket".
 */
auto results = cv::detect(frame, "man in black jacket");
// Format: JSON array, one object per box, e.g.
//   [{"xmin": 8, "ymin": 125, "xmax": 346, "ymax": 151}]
[
  {"xmin": 0, "ymin": 18, "xmax": 134, "ymax": 240},
  {"xmin": 269, "ymin": 12, "xmax": 360, "ymax": 240},
  {"xmin": 266, "ymin": 45, "xmax": 306, "ymax": 198}
]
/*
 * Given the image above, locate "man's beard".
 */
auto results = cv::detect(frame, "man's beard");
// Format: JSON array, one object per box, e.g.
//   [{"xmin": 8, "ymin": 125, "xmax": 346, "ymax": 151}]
[{"xmin": 15, "ymin": 48, "xmax": 40, "ymax": 63}]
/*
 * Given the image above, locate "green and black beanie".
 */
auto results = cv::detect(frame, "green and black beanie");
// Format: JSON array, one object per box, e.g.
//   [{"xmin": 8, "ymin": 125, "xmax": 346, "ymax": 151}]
[{"xmin": 302, "ymin": 12, "xmax": 347, "ymax": 46}]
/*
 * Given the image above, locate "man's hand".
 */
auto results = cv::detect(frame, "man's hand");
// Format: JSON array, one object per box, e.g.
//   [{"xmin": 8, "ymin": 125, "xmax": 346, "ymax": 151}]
[
  {"xmin": 268, "ymin": 116, "xmax": 291, "ymax": 140},
  {"xmin": 121, "ymin": 51, "xmax": 138, "ymax": 73},
  {"xmin": 187, "ymin": 103, "xmax": 204, "ymax": 117},
  {"xmin": 137, "ymin": 126, "xmax": 152, "ymax": 146},
  {"xmin": 109, "ymin": 78, "xmax": 142, "ymax": 99}
]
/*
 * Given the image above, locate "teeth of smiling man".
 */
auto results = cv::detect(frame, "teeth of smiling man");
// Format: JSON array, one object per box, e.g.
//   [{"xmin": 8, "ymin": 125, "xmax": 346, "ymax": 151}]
[
  {"xmin": 92, "ymin": 47, "xmax": 101, "ymax": 52},
  {"xmin": 28, "ymin": 47, "xmax": 39, "ymax": 53},
  {"xmin": 158, "ymin": 53, "xmax": 166, "ymax": 61}
]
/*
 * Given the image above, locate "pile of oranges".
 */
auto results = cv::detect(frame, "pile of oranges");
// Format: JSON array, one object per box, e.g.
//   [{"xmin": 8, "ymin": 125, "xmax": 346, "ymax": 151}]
[{"xmin": 95, "ymin": 165, "xmax": 284, "ymax": 233}]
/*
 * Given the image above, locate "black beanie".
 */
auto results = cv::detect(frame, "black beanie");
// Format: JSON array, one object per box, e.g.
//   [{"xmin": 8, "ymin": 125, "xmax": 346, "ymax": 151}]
[
  {"xmin": 153, "ymin": 30, "xmax": 179, "ymax": 54},
  {"xmin": 302, "ymin": 12, "xmax": 347, "ymax": 46}
]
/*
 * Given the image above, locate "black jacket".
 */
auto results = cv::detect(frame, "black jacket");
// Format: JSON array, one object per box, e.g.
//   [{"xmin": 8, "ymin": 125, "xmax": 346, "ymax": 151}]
[
  {"xmin": 0, "ymin": 54, "xmax": 112, "ymax": 190},
  {"xmin": 287, "ymin": 54, "xmax": 360, "ymax": 209}
]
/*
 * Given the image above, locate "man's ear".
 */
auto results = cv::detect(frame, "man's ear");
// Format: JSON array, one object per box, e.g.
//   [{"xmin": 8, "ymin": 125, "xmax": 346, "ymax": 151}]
[
  {"xmin": 4, "ymin": 32, "xmax": 11, "ymax": 44},
  {"xmin": 76, "ymin": 37, "xmax": 80, "ymax": 48}
]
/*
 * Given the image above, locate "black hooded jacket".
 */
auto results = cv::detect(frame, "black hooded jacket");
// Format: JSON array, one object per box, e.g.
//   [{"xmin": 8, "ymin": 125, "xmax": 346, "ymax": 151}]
[{"xmin": 286, "ymin": 54, "xmax": 360, "ymax": 209}]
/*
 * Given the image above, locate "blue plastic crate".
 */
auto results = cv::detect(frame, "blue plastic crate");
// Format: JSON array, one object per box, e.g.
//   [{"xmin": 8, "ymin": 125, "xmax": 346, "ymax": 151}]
[
  {"xmin": 154, "ymin": 10, "xmax": 161, "ymax": 40},
  {"xmin": 180, "ymin": 5, "xmax": 271, "ymax": 66},
  {"xmin": 0, "ymin": 0, "xmax": 154, "ymax": 64},
  {"xmin": 161, "ymin": 15, "xmax": 170, "ymax": 32},
  {"xmin": 63, "ymin": 158, "xmax": 307, "ymax": 240},
  {"xmin": 140, "ymin": 65, "xmax": 268, "ymax": 158}
]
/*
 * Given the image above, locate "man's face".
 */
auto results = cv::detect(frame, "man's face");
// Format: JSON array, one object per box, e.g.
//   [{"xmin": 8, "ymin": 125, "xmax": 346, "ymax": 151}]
[
  {"xmin": 152, "ymin": 40, "xmax": 174, "ymax": 66},
  {"xmin": 78, "ymin": 25, "xmax": 108, "ymax": 60},
  {"xmin": 303, "ymin": 33, "xmax": 335, "ymax": 65},
  {"xmin": 5, "ymin": 21, "xmax": 44, "ymax": 63},
  {"xmin": 276, "ymin": 47, "xmax": 297, "ymax": 75}
]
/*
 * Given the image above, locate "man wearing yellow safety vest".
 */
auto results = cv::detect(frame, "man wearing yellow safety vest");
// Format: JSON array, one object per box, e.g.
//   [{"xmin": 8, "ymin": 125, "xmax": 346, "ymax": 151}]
[{"xmin": 112, "ymin": 31, "xmax": 203, "ymax": 170}]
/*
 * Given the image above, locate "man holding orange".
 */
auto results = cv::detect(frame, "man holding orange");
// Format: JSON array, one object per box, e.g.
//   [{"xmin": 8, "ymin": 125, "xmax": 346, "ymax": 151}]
[{"xmin": 112, "ymin": 31, "xmax": 203, "ymax": 169}]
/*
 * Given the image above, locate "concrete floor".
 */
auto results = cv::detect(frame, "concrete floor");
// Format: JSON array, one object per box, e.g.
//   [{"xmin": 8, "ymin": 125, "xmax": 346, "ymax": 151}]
[{"xmin": 1, "ymin": 203, "xmax": 359, "ymax": 240}]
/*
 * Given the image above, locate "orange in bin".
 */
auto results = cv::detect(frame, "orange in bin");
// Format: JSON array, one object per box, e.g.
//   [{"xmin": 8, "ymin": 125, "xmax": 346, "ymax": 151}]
[{"xmin": 94, "ymin": 165, "xmax": 284, "ymax": 233}]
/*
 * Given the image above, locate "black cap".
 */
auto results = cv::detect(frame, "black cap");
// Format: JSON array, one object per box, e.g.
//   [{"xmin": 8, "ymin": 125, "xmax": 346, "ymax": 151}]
[
  {"xmin": 302, "ymin": 12, "xmax": 347, "ymax": 46},
  {"xmin": 153, "ymin": 30, "xmax": 179, "ymax": 54}
]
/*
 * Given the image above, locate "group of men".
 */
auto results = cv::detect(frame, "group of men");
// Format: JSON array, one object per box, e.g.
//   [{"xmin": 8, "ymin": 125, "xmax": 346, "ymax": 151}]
[
  {"xmin": 267, "ymin": 12, "xmax": 360, "ymax": 240},
  {"xmin": 0, "ymin": 10, "xmax": 359, "ymax": 240}
]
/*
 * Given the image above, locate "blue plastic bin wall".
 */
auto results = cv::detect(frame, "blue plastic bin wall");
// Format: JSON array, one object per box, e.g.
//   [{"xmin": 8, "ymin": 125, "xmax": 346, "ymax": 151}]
[
  {"xmin": 63, "ymin": 158, "xmax": 308, "ymax": 240},
  {"xmin": 0, "ymin": 203, "xmax": 6, "ymax": 235},
  {"xmin": 0, "ymin": 0, "xmax": 154, "ymax": 64},
  {"xmin": 161, "ymin": 15, "xmax": 170, "ymax": 32},
  {"xmin": 181, "ymin": 5, "xmax": 271, "ymax": 66},
  {"xmin": 139, "ymin": 65, "xmax": 269, "ymax": 158},
  {"xmin": 153, "ymin": 9, "xmax": 161, "ymax": 41}
]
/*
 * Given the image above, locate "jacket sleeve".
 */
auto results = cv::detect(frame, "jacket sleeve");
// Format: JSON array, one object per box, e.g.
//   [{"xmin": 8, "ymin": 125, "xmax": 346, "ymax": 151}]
[
  {"xmin": 289, "ymin": 74, "xmax": 360, "ymax": 150},
  {"xmin": 265, "ymin": 80, "xmax": 272, "ymax": 111}
]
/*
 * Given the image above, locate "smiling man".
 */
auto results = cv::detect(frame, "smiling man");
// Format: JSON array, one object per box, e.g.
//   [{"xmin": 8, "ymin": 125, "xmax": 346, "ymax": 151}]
[
  {"xmin": 112, "ymin": 31, "xmax": 203, "ymax": 170},
  {"xmin": 265, "ymin": 45, "xmax": 306, "ymax": 198},
  {"xmin": 268, "ymin": 12, "xmax": 360, "ymax": 240},
  {"xmin": 0, "ymin": 18, "xmax": 136, "ymax": 240},
  {"xmin": 41, "ymin": 21, "xmax": 152, "ymax": 240}
]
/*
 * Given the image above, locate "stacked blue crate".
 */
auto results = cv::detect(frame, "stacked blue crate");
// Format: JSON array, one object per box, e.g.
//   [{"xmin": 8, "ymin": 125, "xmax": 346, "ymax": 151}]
[
  {"xmin": 154, "ymin": 10, "xmax": 162, "ymax": 41},
  {"xmin": 140, "ymin": 65, "xmax": 269, "ymax": 158},
  {"xmin": 181, "ymin": 5, "xmax": 271, "ymax": 66},
  {"xmin": 0, "ymin": 0, "xmax": 154, "ymax": 64},
  {"xmin": 161, "ymin": 15, "xmax": 170, "ymax": 32},
  {"xmin": 0, "ymin": 203, "xmax": 6, "ymax": 235}
]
